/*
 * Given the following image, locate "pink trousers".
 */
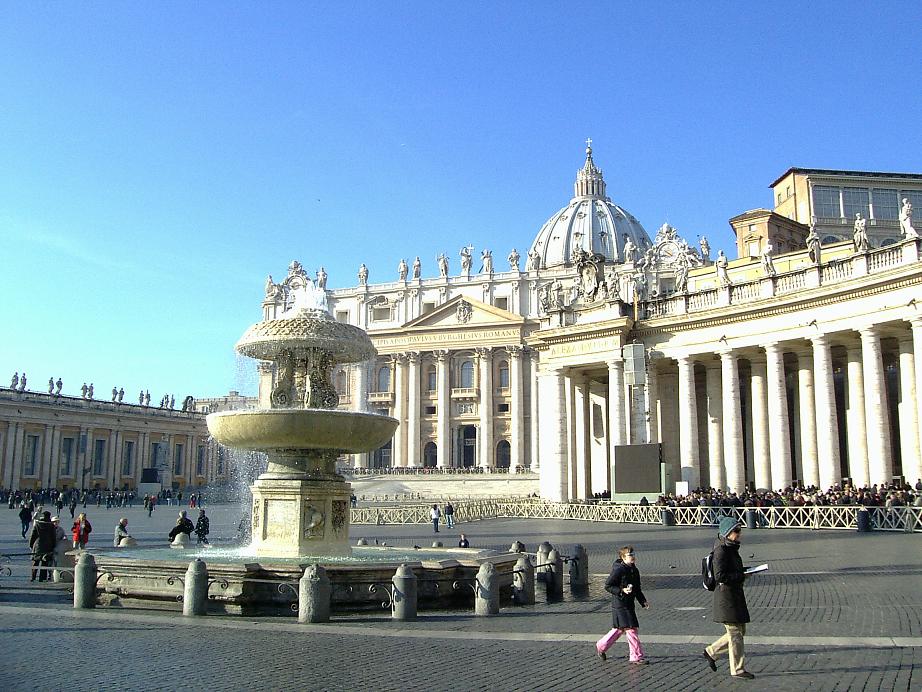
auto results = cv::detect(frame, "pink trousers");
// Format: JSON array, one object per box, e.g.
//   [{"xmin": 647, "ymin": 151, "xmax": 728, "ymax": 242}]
[{"xmin": 596, "ymin": 627, "xmax": 645, "ymax": 662}]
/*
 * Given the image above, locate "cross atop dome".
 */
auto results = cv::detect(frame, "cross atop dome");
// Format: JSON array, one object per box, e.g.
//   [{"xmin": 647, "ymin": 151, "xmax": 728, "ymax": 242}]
[{"xmin": 575, "ymin": 139, "xmax": 606, "ymax": 199}]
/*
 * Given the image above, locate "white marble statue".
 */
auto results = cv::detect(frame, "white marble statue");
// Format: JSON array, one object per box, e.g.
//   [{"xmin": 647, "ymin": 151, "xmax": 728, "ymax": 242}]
[
  {"xmin": 699, "ymin": 236, "xmax": 711, "ymax": 263},
  {"xmin": 761, "ymin": 242, "xmax": 777, "ymax": 277},
  {"xmin": 81, "ymin": 382, "xmax": 88, "ymax": 399},
  {"xmin": 481, "ymin": 249, "xmax": 493, "ymax": 274},
  {"xmin": 622, "ymin": 235, "xmax": 638, "ymax": 264},
  {"xmin": 437, "ymin": 253, "xmax": 449, "ymax": 278},
  {"xmin": 139, "ymin": 390, "xmax": 144, "ymax": 405},
  {"xmin": 48, "ymin": 378, "xmax": 55, "ymax": 394},
  {"xmin": 144, "ymin": 390, "xmax": 151, "ymax": 406},
  {"xmin": 412, "ymin": 256, "xmax": 421, "ymax": 279},
  {"xmin": 10, "ymin": 373, "xmax": 18, "ymax": 389},
  {"xmin": 507, "ymin": 248, "xmax": 520, "ymax": 270},
  {"xmin": 112, "ymin": 387, "xmax": 118, "ymax": 402},
  {"xmin": 853, "ymin": 213, "xmax": 870, "ymax": 253},
  {"xmin": 117, "ymin": 387, "xmax": 124, "ymax": 402},
  {"xmin": 265, "ymin": 274, "xmax": 275, "ymax": 296},
  {"xmin": 674, "ymin": 254, "xmax": 689, "ymax": 293},
  {"xmin": 18, "ymin": 373, "xmax": 26, "ymax": 392},
  {"xmin": 901, "ymin": 198, "xmax": 918, "ymax": 239},
  {"xmin": 715, "ymin": 250, "xmax": 731, "ymax": 286},
  {"xmin": 87, "ymin": 383, "xmax": 94, "ymax": 399},
  {"xmin": 398, "ymin": 258, "xmax": 408, "ymax": 281},
  {"xmin": 459, "ymin": 246, "xmax": 473, "ymax": 274},
  {"xmin": 527, "ymin": 249, "xmax": 541, "ymax": 271},
  {"xmin": 806, "ymin": 225, "xmax": 821, "ymax": 265},
  {"xmin": 316, "ymin": 267, "xmax": 328, "ymax": 291},
  {"xmin": 358, "ymin": 263, "xmax": 369, "ymax": 285},
  {"xmin": 55, "ymin": 378, "xmax": 62, "ymax": 395}
]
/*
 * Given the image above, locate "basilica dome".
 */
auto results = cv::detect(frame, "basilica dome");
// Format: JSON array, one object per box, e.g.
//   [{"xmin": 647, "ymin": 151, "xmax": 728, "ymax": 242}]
[{"xmin": 529, "ymin": 143, "xmax": 652, "ymax": 268}]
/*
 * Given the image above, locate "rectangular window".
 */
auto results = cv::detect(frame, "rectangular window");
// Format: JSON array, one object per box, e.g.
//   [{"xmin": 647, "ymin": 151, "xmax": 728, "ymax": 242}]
[
  {"xmin": 173, "ymin": 443, "xmax": 184, "ymax": 475},
  {"xmin": 427, "ymin": 370, "xmax": 437, "ymax": 392},
  {"xmin": 872, "ymin": 189, "xmax": 899, "ymax": 220},
  {"xmin": 196, "ymin": 445, "xmax": 205, "ymax": 476},
  {"xmin": 149, "ymin": 442, "xmax": 163, "ymax": 469},
  {"xmin": 335, "ymin": 310, "xmax": 349, "ymax": 324},
  {"xmin": 812, "ymin": 185, "xmax": 840, "ymax": 219},
  {"xmin": 497, "ymin": 403, "xmax": 510, "ymax": 413},
  {"xmin": 122, "ymin": 441, "xmax": 135, "ymax": 477},
  {"xmin": 425, "ymin": 405, "xmax": 437, "ymax": 415},
  {"xmin": 494, "ymin": 297, "xmax": 509, "ymax": 311},
  {"xmin": 372, "ymin": 306, "xmax": 390, "ymax": 321},
  {"xmin": 93, "ymin": 439, "xmax": 106, "ymax": 476},
  {"xmin": 746, "ymin": 240, "xmax": 760, "ymax": 258},
  {"xmin": 842, "ymin": 187, "xmax": 869, "ymax": 219},
  {"xmin": 24, "ymin": 434, "xmax": 39, "ymax": 476},
  {"xmin": 422, "ymin": 302, "xmax": 436, "ymax": 314},
  {"xmin": 61, "ymin": 437, "xmax": 75, "ymax": 476}
]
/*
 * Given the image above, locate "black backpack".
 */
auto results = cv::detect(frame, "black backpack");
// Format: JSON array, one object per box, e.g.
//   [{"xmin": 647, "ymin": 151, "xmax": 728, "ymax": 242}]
[{"xmin": 701, "ymin": 551, "xmax": 716, "ymax": 591}]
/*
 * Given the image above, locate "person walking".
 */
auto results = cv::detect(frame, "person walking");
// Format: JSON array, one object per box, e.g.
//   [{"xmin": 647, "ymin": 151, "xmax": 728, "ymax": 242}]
[
  {"xmin": 596, "ymin": 545, "xmax": 650, "ymax": 664},
  {"xmin": 29, "ymin": 511, "xmax": 56, "ymax": 582},
  {"xmin": 703, "ymin": 517, "xmax": 754, "ymax": 679},
  {"xmin": 148, "ymin": 495, "xmax": 156, "ymax": 517},
  {"xmin": 194, "ymin": 509, "xmax": 210, "ymax": 545},
  {"xmin": 18, "ymin": 503, "xmax": 33, "ymax": 538},
  {"xmin": 444, "ymin": 502, "xmax": 455, "ymax": 528},
  {"xmin": 71, "ymin": 512, "xmax": 92, "ymax": 549},
  {"xmin": 430, "ymin": 504, "xmax": 441, "ymax": 533}
]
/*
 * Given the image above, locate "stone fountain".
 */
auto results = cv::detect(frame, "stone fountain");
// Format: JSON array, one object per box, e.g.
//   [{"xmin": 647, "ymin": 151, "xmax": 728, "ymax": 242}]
[{"xmin": 206, "ymin": 280, "xmax": 397, "ymax": 557}]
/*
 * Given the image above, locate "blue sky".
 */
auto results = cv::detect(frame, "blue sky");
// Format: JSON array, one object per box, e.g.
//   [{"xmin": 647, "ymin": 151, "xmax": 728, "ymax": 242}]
[{"xmin": 1, "ymin": 2, "xmax": 920, "ymax": 399}]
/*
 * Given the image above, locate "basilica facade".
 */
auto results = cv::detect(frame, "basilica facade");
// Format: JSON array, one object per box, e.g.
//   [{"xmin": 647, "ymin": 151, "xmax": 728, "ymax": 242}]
[{"xmin": 259, "ymin": 146, "xmax": 922, "ymax": 501}]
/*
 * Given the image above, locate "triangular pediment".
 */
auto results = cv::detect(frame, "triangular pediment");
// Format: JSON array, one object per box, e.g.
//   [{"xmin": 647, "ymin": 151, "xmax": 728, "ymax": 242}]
[{"xmin": 403, "ymin": 295, "xmax": 525, "ymax": 330}]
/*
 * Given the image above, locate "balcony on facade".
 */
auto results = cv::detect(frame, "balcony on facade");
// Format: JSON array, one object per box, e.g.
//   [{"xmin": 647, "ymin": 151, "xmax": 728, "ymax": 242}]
[
  {"xmin": 367, "ymin": 391, "xmax": 394, "ymax": 404},
  {"xmin": 450, "ymin": 387, "xmax": 479, "ymax": 400}
]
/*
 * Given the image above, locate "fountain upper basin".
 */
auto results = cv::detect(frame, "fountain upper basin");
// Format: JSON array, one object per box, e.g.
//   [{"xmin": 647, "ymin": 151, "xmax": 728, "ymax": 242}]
[{"xmin": 207, "ymin": 408, "xmax": 398, "ymax": 453}]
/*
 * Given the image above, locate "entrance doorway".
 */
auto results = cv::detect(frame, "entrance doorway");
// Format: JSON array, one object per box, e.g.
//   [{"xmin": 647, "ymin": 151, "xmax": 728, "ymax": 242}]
[
  {"xmin": 495, "ymin": 440, "xmax": 510, "ymax": 469},
  {"xmin": 460, "ymin": 426, "xmax": 477, "ymax": 468},
  {"xmin": 423, "ymin": 442, "xmax": 437, "ymax": 468}
]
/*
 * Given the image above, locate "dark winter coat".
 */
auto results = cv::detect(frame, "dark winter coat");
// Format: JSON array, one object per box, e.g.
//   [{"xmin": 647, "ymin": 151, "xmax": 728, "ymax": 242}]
[
  {"xmin": 195, "ymin": 515, "xmax": 210, "ymax": 538},
  {"xmin": 604, "ymin": 559, "xmax": 647, "ymax": 629},
  {"xmin": 711, "ymin": 536, "xmax": 750, "ymax": 624},
  {"xmin": 29, "ymin": 519, "xmax": 57, "ymax": 558},
  {"xmin": 169, "ymin": 518, "xmax": 194, "ymax": 541}
]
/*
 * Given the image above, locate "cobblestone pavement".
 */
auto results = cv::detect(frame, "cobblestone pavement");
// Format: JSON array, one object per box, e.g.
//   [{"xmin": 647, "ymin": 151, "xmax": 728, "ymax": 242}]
[{"xmin": 1, "ymin": 504, "xmax": 920, "ymax": 690}]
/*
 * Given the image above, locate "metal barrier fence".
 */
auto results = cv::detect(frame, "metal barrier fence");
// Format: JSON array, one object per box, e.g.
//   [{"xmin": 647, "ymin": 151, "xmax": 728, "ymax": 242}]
[{"xmin": 352, "ymin": 501, "xmax": 922, "ymax": 533}]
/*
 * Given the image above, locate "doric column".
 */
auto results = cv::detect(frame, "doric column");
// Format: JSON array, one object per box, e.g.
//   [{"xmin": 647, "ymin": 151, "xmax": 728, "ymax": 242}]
[
  {"xmin": 537, "ymin": 366, "xmax": 568, "ymax": 501},
  {"xmin": 812, "ymin": 333, "xmax": 841, "ymax": 489},
  {"xmin": 392, "ymin": 354, "xmax": 407, "ymax": 468},
  {"xmin": 749, "ymin": 356, "xmax": 771, "ymax": 490},
  {"xmin": 406, "ymin": 352, "xmax": 420, "ymax": 468},
  {"xmin": 435, "ymin": 350, "xmax": 450, "ymax": 468},
  {"xmin": 508, "ymin": 346, "xmax": 525, "ymax": 472},
  {"xmin": 897, "ymin": 338, "xmax": 920, "ymax": 481},
  {"xmin": 704, "ymin": 364, "xmax": 725, "ymax": 490},
  {"xmin": 719, "ymin": 349, "xmax": 746, "ymax": 493},
  {"xmin": 796, "ymin": 351, "xmax": 820, "ymax": 487},
  {"xmin": 765, "ymin": 342, "xmax": 793, "ymax": 490},
  {"xmin": 40, "ymin": 424, "xmax": 55, "ymax": 488},
  {"xmin": 860, "ymin": 326, "xmax": 892, "ymax": 485},
  {"xmin": 646, "ymin": 363, "xmax": 660, "ymax": 445},
  {"xmin": 573, "ymin": 374, "xmax": 590, "ymax": 499},
  {"xmin": 529, "ymin": 351, "xmax": 540, "ymax": 471},
  {"xmin": 907, "ymin": 317, "xmax": 922, "ymax": 485},
  {"xmin": 845, "ymin": 346, "xmax": 869, "ymax": 487},
  {"xmin": 476, "ymin": 347, "xmax": 494, "ymax": 469},
  {"xmin": 676, "ymin": 355, "xmax": 700, "ymax": 488},
  {"xmin": 11, "ymin": 425, "xmax": 26, "ymax": 488},
  {"xmin": 352, "ymin": 361, "xmax": 369, "ymax": 468},
  {"xmin": 2, "ymin": 421, "xmax": 18, "ymax": 488},
  {"xmin": 607, "ymin": 358, "xmax": 625, "ymax": 493}
]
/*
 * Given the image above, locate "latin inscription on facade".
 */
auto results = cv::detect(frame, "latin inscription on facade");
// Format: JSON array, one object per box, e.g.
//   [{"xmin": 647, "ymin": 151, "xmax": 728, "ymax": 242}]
[{"xmin": 374, "ymin": 328, "xmax": 520, "ymax": 349}]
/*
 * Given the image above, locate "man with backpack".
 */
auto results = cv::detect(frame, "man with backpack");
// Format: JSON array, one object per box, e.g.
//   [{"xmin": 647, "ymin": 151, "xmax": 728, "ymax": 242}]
[{"xmin": 702, "ymin": 517, "xmax": 754, "ymax": 679}]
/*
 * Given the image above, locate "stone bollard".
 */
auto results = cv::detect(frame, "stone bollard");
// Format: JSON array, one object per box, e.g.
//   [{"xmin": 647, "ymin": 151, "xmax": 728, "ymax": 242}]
[
  {"xmin": 545, "ymin": 548, "xmax": 563, "ymax": 597},
  {"xmin": 745, "ymin": 509, "xmax": 757, "ymax": 530},
  {"xmin": 182, "ymin": 559, "xmax": 209, "ymax": 616},
  {"xmin": 474, "ymin": 562, "xmax": 499, "ymax": 616},
  {"xmin": 391, "ymin": 564, "xmax": 417, "ymax": 621},
  {"xmin": 509, "ymin": 540, "xmax": 526, "ymax": 553},
  {"xmin": 536, "ymin": 541, "xmax": 553, "ymax": 583},
  {"xmin": 73, "ymin": 552, "xmax": 98, "ymax": 609},
  {"xmin": 512, "ymin": 555, "xmax": 535, "ymax": 606},
  {"xmin": 356, "ymin": 538, "xmax": 368, "ymax": 546},
  {"xmin": 432, "ymin": 541, "xmax": 443, "ymax": 548},
  {"xmin": 569, "ymin": 544, "xmax": 589, "ymax": 595},
  {"xmin": 299, "ymin": 564, "xmax": 331, "ymax": 623},
  {"xmin": 660, "ymin": 508, "xmax": 675, "ymax": 526}
]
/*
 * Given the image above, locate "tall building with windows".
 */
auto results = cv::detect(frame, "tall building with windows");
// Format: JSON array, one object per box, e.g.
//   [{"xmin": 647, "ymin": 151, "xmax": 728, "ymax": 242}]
[{"xmin": 256, "ymin": 147, "xmax": 922, "ymax": 500}]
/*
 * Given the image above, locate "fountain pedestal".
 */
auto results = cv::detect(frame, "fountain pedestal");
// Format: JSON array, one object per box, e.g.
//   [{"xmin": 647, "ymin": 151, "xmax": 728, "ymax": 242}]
[{"xmin": 250, "ymin": 476, "xmax": 352, "ymax": 558}]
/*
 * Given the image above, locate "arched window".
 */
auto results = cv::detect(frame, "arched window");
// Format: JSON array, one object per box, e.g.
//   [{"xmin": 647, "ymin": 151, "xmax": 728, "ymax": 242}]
[
  {"xmin": 377, "ymin": 366, "xmax": 391, "ymax": 392},
  {"xmin": 497, "ymin": 360, "xmax": 510, "ymax": 389},
  {"xmin": 460, "ymin": 360, "xmax": 474, "ymax": 388},
  {"xmin": 426, "ymin": 366, "xmax": 437, "ymax": 392},
  {"xmin": 495, "ymin": 440, "xmax": 511, "ymax": 469},
  {"xmin": 423, "ymin": 442, "xmax": 437, "ymax": 468}
]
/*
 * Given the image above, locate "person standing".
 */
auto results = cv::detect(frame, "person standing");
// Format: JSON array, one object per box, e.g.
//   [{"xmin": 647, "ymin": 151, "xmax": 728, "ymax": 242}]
[
  {"xmin": 703, "ymin": 517, "xmax": 754, "ymax": 679},
  {"xmin": 18, "ymin": 503, "xmax": 33, "ymax": 538},
  {"xmin": 148, "ymin": 495, "xmax": 156, "ymax": 517},
  {"xmin": 29, "ymin": 511, "xmax": 56, "ymax": 582},
  {"xmin": 596, "ymin": 546, "xmax": 650, "ymax": 664},
  {"xmin": 430, "ymin": 504, "xmax": 441, "ymax": 533},
  {"xmin": 68, "ymin": 496, "xmax": 77, "ymax": 519},
  {"xmin": 71, "ymin": 512, "xmax": 92, "ymax": 549},
  {"xmin": 458, "ymin": 533, "xmax": 470, "ymax": 548},
  {"xmin": 194, "ymin": 509, "xmax": 210, "ymax": 545},
  {"xmin": 444, "ymin": 502, "xmax": 455, "ymax": 528}
]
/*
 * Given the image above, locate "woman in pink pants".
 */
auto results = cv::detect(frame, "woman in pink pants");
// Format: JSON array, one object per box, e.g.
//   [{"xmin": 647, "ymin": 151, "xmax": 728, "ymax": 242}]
[{"xmin": 596, "ymin": 545, "xmax": 650, "ymax": 664}]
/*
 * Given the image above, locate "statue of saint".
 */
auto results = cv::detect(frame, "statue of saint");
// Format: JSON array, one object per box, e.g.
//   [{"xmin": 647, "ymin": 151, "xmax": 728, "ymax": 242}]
[
  {"xmin": 527, "ymin": 249, "xmax": 541, "ymax": 271},
  {"xmin": 674, "ymin": 254, "xmax": 689, "ymax": 293},
  {"xmin": 398, "ymin": 258, "xmax": 408, "ymax": 281},
  {"xmin": 316, "ymin": 267, "xmax": 328, "ymax": 290},
  {"xmin": 19, "ymin": 373, "xmax": 26, "ymax": 392},
  {"xmin": 853, "ymin": 213, "xmax": 870, "ymax": 253},
  {"xmin": 806, "ymin": 225, "xmax": 822, "ymax": 265},
  {"xmin": 622, "ymin": 235, "xmax": 638, "ymax": 264},
  {"xmin": 358, "ymin": 263, "xmax": 369, "ymax": 285},
  {"xmin": 507, "ymin": 248, "xmax": 520, "ymax": 270},
  {"xmin": 10, "ymin": 373, "xmax": 18, "ymax": 389},
  {"xmin": 55, "ymin": 378, "xmax": 62, "ymax": 395},
  {"xmin": 699, "ymin": 236, "xmax": 711, "ymax": 263},
  {"xmin": 761, "ymin": 242, "xmax": 777, "ymax": 277},
  {"xmin": 632, "ymin": 272, "xmax": 647, "ymax": 301},
  {"xmin": 481, "ymin": 249, "xmax": 493, "ymax": 274},
  {"xmin": 264, "ymin": 274, "xmax": 275, "ymax": 297},
  {"xmin": 288, "ymin": 260, "xmax": 304, "ymax": 276},
  {"xmin": 715, "ymin": 250, "xmax": 731, "ymax": 286},
  {"xmin": 144, "ymin": 390, "xmax": 151, "ymax": 406},
  {"xmin": 112, "ymin": 387, "xmax": 118, "ymax": 401},
  {"xmin": 81, "ymin": 382, "xmax": 88, "ymax": 399},
  {"xmin": 437, "ymin": 253, "xmax": 449, "ymax": 278},
  {"xmin": 900, "ymin": 198, "xmax": 918, "ymax": 239},
  {"xmin": 117, "ymin": 387, "xmax": 124, "ymax": 402},
  {"xmin": 139, "ymin": 390, "xmax": 144, "ymax": 405},
  {"xmin": 412, "ymin": 256, "xmax": 421, "ymax": 279},
  {"xmin": 459, "ymin": 246, "xmax": 473, "ymax": 273},
  {"xmin": 87, "ymin": 383, "xmax": 94, "ymax": 399},
  {"xmin": 48, "ymin": 378, "xmax": 55, "ymax": 394}
]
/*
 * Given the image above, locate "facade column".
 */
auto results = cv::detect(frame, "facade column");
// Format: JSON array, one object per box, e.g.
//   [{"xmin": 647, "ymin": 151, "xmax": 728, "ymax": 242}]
[
  {"xmin": 797, "ymin": 351, "xmax": 820, "ymax": 487},
  {"xmin": 860, "ymin": 326, "xmax": 892, "ymax": 486},
  {"xmin": 749, "ymin": 356, "xmax": 771, "ymax": 490},
  {"xmin": 907, "ymin": 317, "xmax": 922, "ymax": 484},
  {"xmin": 40, "ymin": 424, "xmax": 55, "ymax": 488},
  {"xmin": 607, "ymin": 359, "xmax": 625, "ymax": 494},
  {"xmin": 646, "ymin": 363, "xmax": 660, "ymax": 445},
  {"xmin": 719, "ymin": 349, "xmax": 745, "ymax": 493},
  {"xmin": 508, "ymin": 346, "xmax": 525, "ymax": 472},
  {"xmin": 572, "ymin": 374, "xmax": 590, "ymax": 499},
  {"xmin": 529, "ymin": 351, "xmax": 540, "ymax": 472},
  {"xmin": 765, "ymin": 343, "xmax": 793, "ymax": 490},
  {"xmin": 392, "ymin": 354, "xmax": 407, "ymax": 468},
  {"xmin": 845, "ymin": 346, "xmax": 869, "ymax": 487},
  {"xmin": 435, "ymin": 350, "xmax": 450, "ymax": 469},
  {"xmin": 537, "ymin": 366, "xmax": 568, "ymax": 502},
  {"xmin": 704, "ymin": 364, "xmax": 724, "ymax": 490},
  {"xmin": 11, "ymin": 425, "xmax": 26, "ymax": 489},
  {"xmin": 676, "ymin": 355, "xmax": 700, "ymax": 488},
  {"xmin": 406, "ymin": 352, "xmax": 420, "ymax": 468},
  {"xmin": 2, "ymin": 421, "xmax": 18, "ymax": 488},
  {"xmin": 476, "ymin": 347, "xmax": 494, "ymax": 469},
  {"xmin": 812, "ymin": 333, "xmax": 841, "ymax": 489},
  {"xmin": 352, "ymin": 361, "xmax": 369, "ymax": 469},
  {"xmin": 898, "ymin": 337, "xmax": 920, "ymax": 481}
]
